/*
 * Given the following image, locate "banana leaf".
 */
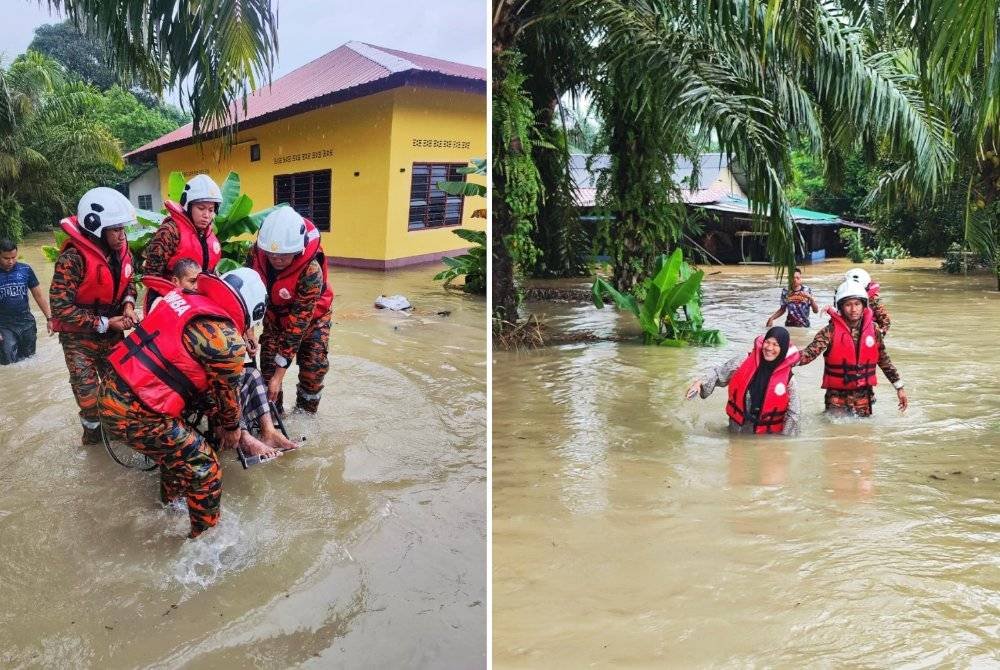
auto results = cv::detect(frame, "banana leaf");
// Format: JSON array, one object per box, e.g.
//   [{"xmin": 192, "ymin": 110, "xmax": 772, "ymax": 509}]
[
  {"xmin": 436, "ymin": 180, "xmax": 486, "ymax": 197},
  {"xmin": 452, "ymin": 228, "xmax": 486, "ymax": 245},
  {"xmin": 218, "ymin": 172, "xmax": 242, "ymax": 219},
  {"xmin": 662, "ymin": 270, "xmax": 703, "ymax": 316},
  {"xmin": 216, "ymin": 258, "xmax": 241, "ymax": 274},
  {"xmin": 41, "ymin": 245, "xmax": 60, "ymax": 262},
  {"xmin": 456, "ymin": 159, "xmax": 486, "ymax": 175},
  {"xmin": 441, "ymin": 256, "xmax": 465, "ymax": 269},
  {"xmin": 592, "ymin": 276, "xmax": 640, "ymax": 317},
  {"xmin": 168, "ymin": 171, "xmax": 186, "ymax": 202},
  {"xmin": 135, "ymin": 209, "xmax": 165, "ymax": 225},
  {"xmin": 643, "ymin": 250, "xmax": 683, "ymax": 328},
  {"xmin": 679, "ymin": 261, "xmax": 705, "ymax": 328},
  {"xmin": 249, "ymin": 204, "xmax": 287, "ymax": 229},
  {"xmin": 591, "ymin": 248, "xmax": 725, "ymax": 347}
]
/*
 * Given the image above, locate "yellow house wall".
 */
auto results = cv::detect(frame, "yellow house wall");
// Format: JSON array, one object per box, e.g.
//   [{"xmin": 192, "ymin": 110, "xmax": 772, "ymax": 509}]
[
  {"xmin": 155, "ymin": 91, "xmax": 396, "ymax": 261},
  {"xmin": 384, "ymin": 87, "xmax": 487, "ymax": 262}
]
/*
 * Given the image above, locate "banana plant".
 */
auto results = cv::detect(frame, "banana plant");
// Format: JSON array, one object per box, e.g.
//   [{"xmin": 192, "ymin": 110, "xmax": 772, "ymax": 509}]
[
  {"xmin": 43, "ymin": 171, "xmax": 284, "ymax": 272},
  {"xmin": 433, "ymin": 158, "xmax": 487, "ymax": 293},
  {"xmin": 592, "ymin": 248, "xmax": 725, "ymax": 346},
  {"xmin": 433, "ymin": 228, "xmax": 486, "ymax": 294},
  {"xmin": 166, "ymin": 170, "xmax": 284, "ymax": 273}
]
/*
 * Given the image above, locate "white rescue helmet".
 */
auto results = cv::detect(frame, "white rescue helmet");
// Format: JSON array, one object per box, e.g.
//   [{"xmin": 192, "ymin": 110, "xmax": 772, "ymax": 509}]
[
  {"xmin": 257, "ymin": 206, "xmax": 306, "ymax": 254},
  {"xmin": 179, "ymin": 174, "xmax": 223, "ymax": 211},
  {"xmin": 221, "ymin": 268, "xmax": 267, "ymax": 328},
  {"xmin": 845, "ymin": 267, "xmax": 872, "ymax": 288},
  {"xmin": 77, "ymin": 187, "xmax": 136, "ymax": 238},
  {"xmin": 834, "ymin": 279, "xmax": 869, "ymax": 309}
]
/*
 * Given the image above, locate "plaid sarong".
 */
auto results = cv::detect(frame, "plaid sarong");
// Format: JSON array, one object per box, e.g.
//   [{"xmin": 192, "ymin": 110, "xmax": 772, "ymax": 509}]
[{"xmin": 238, "ymin": 366, "xmax": 270, "ymax": 430}]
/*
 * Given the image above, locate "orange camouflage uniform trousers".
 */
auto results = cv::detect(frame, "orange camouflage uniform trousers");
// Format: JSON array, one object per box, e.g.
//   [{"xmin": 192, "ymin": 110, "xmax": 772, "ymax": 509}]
[
  {"xmin": 259, "ymin": 259, "xmax": 331, "ymax": 414},
  {"xmin": 50, "ymin": 247, "xmax": 136, "ymax": 440},
  {"xmin": 797, "ymin": 319, "xmax": 900, "ymax": 417},
  {"xmin": 99, "ymin": 317, "xmax": 245, "ymax": 538}
]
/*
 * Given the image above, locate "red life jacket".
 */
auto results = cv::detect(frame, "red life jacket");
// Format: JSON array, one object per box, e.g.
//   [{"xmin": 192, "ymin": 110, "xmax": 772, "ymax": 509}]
[
  {"xmin": 109, "ymin": 276, "xmax": 244, "ymax": 417},
  {"xmin": 162, "ymin": 200, "xmax": 222, "ymax": 273},
  {"xmin": 249, "ymin": 218, "xmax": 334, "ymax": 322},
  {"xmin": 50, "ymin": 216, "xmax": 134, "ymax": 333},
  {"xmin": 822, "ymin": 307, "xmax": 879, "ymax": 390},
  {"xmin": 726, "ymin": 336, "xmax": 800, "ymax": 434}
]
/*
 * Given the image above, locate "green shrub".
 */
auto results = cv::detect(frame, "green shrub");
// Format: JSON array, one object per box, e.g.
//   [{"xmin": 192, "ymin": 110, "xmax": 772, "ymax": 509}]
[{"xmin": 0, "ymin": 193, "xmax": 25, "ymax": 243}]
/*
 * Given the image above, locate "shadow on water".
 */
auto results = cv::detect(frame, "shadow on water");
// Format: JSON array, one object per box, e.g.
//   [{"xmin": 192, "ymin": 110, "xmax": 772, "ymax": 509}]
[
  {"xmin": 0, "ymin": 234, "xmax": 485, "ymax": 668},
  {"xmin": 494, "ymin": 258, "xmax": 1000, "ymax": 668}
]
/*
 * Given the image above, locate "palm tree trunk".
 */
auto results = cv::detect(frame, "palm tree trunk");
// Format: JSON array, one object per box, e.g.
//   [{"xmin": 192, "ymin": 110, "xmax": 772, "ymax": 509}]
[{"xmin": 492, "ymin": 13, "xmax": 520, "ymax": 324}]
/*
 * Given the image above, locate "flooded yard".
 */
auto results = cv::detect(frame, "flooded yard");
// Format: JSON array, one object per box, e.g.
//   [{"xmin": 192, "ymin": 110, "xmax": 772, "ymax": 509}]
[
  {"xmin": 493, "ymin": 259, "xmax": 1000, "ymax": 667},
  {"xmin": 0, "ymin": 234, "xmax": 486, "ymax": 668}
]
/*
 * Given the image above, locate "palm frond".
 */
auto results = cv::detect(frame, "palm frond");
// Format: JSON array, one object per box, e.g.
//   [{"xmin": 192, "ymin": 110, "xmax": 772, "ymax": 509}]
[{"xmin": 43, "ymin": 0, "xmax": 277, "ymax": 139}]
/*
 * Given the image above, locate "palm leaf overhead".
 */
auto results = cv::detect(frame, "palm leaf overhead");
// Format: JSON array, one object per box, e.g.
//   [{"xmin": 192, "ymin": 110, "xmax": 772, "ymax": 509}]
[
  {"xmin": 589, "ymin": 0, "xmax": 952, "ymax": 276},
  {"xmin": 492, "ymin": 0, "xmax": 955, "ymax": 308},
  {"xmin": 0, "ymin": 51, "xmax": 123, "ymax": 234},
  {"xmin": 38, "ymin": 0, "xmax": 278, "ymax": 139}
]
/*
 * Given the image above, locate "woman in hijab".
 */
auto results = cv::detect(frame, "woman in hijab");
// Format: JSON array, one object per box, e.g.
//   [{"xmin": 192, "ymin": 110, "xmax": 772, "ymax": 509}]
[{"xmin": 685, "ymin": 327, "xmax": 801, "ymax": 435}]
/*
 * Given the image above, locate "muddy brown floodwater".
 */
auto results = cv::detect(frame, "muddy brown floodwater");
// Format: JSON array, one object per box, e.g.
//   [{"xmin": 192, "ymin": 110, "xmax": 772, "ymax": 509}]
[
  {"xmin": 494, "ymin": 258, "xmax": 1000, "ymax": 667},
  {"xmin": 0, "ymin": 234, "xmax": 485, "ymax": 668}
]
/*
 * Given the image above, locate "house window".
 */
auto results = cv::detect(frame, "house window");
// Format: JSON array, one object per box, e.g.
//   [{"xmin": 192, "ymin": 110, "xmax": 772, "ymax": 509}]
[
  {"xmin": 250, "ymin": 144, "xmax": 261, "ymax": 162},
  {"xmin": 137, "ymin": 194, "xmax": 153, "ymax": 210},
  {"xmin": 408, "ymin": 163, "xmax": 466, "ymax": 231},
  {"xmin": 273, "ymin": 169, "xmax": 332, "ymax": 232}
]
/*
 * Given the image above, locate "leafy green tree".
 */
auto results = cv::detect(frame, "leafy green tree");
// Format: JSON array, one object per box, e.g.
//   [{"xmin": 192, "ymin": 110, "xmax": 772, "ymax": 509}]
[
  {"xmin": 0, "ymin": 52, "xmax": 122, "ymax": 241},
  {"xmin": 30, "ymin": 0, "xmax": 277, "ymax": 137},
  {"xmin": 29, "ymin": 20, "xmax": 191, "ymax": 124},
  {"xmin": 28, "ymin": 20, "xmax": 116, "ymax": 90},
  {"xmin": 85, "ymin": 85, "xmax": 183, "ymax": 151},
  {"xmin": 492, "ymin": 0, "xmax": 952, "ymax": 327}
]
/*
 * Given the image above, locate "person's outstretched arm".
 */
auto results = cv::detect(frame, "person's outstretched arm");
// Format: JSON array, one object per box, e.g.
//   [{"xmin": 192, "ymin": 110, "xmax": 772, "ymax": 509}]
[
  {"xmin": 766, "ymin": 306, "xmax": 786, "ymax": 328},
  {"xmin": 686, "ymin": 355, "xmax": 743, "ymax": 399},
  {"xmin": 768, "ymin": 288, "xmax": 790, "ymax": 327},
  {"xmin": 796, "ymin": 323, "xmax": 833, "ymax": 366}
]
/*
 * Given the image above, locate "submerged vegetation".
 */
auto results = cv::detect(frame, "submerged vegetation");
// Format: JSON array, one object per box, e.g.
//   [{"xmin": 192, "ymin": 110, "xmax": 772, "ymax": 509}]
[{"xmin": 592, "ymin": 249, "xmax": 725, "ymax": 347}]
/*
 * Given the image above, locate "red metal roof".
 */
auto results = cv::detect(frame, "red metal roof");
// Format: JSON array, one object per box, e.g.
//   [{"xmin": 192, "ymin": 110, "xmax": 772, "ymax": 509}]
[{"xmin": 127, "ymin": 41, "xmax": 485, "ymax": 160}]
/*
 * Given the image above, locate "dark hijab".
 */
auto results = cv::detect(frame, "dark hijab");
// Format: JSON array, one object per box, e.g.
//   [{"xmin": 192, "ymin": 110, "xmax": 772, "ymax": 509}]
[{"xmin": 747, "ymin": 326, "xmax": 791, "ymax": 423}]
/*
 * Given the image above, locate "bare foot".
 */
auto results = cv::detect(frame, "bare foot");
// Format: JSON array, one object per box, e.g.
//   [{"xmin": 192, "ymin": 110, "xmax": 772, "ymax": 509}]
[
  {"xmin": 240, "ymin": 430, "xmax": 281, "ymax": 459},
  {"xmin": 260, "ymin": 427, "xmax": 299, "ymax": 452}
]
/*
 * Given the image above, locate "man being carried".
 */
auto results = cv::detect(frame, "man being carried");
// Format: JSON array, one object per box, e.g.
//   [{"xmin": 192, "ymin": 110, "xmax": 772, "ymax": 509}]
[{"xmin": 100, "ymin": 269, "xmax": 267, "ymax": 538}]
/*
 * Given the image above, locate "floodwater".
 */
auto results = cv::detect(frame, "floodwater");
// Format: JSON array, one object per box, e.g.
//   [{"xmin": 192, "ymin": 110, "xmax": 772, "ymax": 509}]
[
  {"xmin": 0, "ymin": 234, "xmax": 486, "ymax": 668},
  {"xmin": 493, "ymin": 259, "xmax": 1000, "ymax": 667}
]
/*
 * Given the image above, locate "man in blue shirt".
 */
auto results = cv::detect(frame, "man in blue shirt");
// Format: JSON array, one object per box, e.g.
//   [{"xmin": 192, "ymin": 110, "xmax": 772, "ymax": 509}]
[{"xmin": 0, "ymin": 238, "xmax": 52, "ymax": 364}]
